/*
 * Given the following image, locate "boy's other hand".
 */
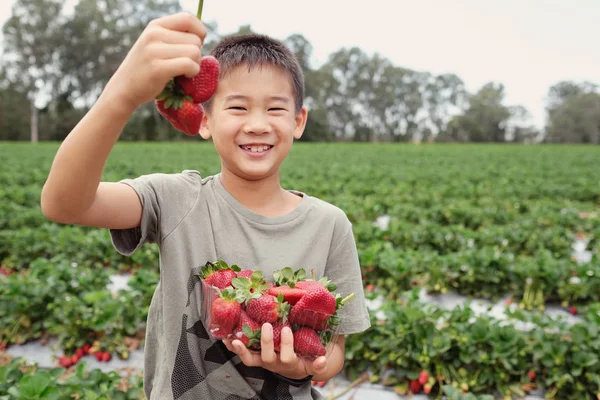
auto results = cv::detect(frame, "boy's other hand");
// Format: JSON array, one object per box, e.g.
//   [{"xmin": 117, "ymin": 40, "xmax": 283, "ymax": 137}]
[
  {"xmin": 104, "ymin": 12, "xmax": 207, "ymax": 112},
  {"xmin": 223, "ymin": 323, "xmax": 327, "ymax": 381}
]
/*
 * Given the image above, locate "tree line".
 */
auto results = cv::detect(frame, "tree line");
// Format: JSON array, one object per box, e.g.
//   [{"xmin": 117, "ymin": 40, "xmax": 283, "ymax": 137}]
[{"xmin": 1, "ymin": 0, "xmax": 598, "ymax": 144}]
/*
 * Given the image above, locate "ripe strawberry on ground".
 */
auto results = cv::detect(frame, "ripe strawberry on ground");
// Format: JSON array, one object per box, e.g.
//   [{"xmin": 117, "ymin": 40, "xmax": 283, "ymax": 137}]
[
  {"xmin": 174, "ymin": 56, "xmax": 220, "ymax": 103},
  {"xmin": 232, "ymin": 311, "xmax": 261, "ymax": 349},
  {"xmin": 293, "ymin": 327, "xmax": 326, "ymax": 358},
  {"xmin": 199, "ymin": 260, "xmax": 241, "ymax": 289},
  {"xmin": 58, "ymin": 355, "xmax": 72, "ymax": 368},
  {"xmin": 409, "ymin": 379, "xmax": 422, "ymax": 394},
  {"xmin": 246, "ymin": 293, "xmax": 290, "ymax": 325},
  {"xmin": 209, "ymin": 287, "xmax": 242, "ymax": 339}
]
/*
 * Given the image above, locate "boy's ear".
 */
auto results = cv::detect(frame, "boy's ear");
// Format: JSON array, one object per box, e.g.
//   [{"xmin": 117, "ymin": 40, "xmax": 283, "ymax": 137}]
[
  {"xmin": 199, "ymin": 109, "xmax": 211, "ymax": 140},
  {"xmin": 293, "ymin": 106, "xmax": 308, "ymax": 140}
]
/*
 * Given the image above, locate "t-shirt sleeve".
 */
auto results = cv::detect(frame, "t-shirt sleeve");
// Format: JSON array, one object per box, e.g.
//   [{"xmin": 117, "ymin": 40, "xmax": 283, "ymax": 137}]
[
  {"xmin": 109, "ymin": 170, "xmax": 202, "ymax": 256},
  {"xmin": 325, "ymin": 218, "xmax": 371, "ymax": 336}
]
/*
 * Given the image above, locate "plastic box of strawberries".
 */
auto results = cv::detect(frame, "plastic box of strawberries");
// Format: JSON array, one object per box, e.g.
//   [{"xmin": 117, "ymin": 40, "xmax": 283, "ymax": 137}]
[{"xmin": 197, "ymin": 260, "xmax": 354, "ymax": 359}]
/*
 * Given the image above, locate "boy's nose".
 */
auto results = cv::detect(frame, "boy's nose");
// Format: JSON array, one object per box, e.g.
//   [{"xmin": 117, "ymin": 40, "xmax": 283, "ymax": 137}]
[{"xmin": 243, "ymin": 112, "xmax": 271, "ymax": 135}]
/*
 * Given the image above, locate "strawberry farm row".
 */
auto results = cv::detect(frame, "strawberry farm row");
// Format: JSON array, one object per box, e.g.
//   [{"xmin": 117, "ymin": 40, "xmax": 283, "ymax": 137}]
[{"xmin": 1, "ymin": 142, "xmax": 599, "ymax": 399}]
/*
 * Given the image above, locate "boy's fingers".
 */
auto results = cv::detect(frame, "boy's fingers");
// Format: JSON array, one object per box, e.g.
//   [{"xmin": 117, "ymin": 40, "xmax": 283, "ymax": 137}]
[
  {"xmin": 232, "ymin": 340, "xmax": 260, "ymax": 366},
  {"xmin": 278, "ymin": 327, "xmax": 297, "ymax": 365},
  {"xmin": 151, "ymin": 12, "xmax": 207, "ymax": 39},
  {"xmin": 158, "ymin": 29, "xmax": 204, "ymax": 48},
  {"xmin": 150, "ymin": 43, "xmax": 202, "ymax": 62},
  {"xmin": 312, "ymin": 356, "xmax": 327, "ymax": 372},
  {"xmin": 158, "ymin": 58, "xmax": 201, "ymax": 79},
  {"xmin": 260, "ymin": 324, "xmax": 277, "ymax": 365}
]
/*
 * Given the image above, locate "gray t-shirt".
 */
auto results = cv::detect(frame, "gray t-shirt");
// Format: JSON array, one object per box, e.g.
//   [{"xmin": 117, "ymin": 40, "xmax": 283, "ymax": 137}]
[{"xmin": 109, "ymin": 170, "xmax": 371, "ymax": 400}]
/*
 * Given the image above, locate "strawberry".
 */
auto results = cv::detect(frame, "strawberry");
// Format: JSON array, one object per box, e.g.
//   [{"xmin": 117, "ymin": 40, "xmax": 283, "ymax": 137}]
[
  {"xmin": 199, "ymin": 260, "xmax": 241, "ymax": 290},
  {"xmin": 208, "ymin": 287, "xmax": 242, "ymax": 339},
  {"xmin": 246, "ymin": 293, "xmax": 290, "ymax": 324},
  {"xmin": 288, "ymin": 286, "xmax": 336, "ymax": 330},
  {"xmin": 232, "ymin": 311, "xmax": 261, "ymax": 349},
  {"xmin": 268, "ymin": 285, "xmax": 305, "ymax": 305},
  {"xmin": 71, "ymin": 354, "xmax": 80, "ymax": 365},
  {"xmin": 75, "ymin": 348, "xmax": 84, "ymax": 359},
  {"xmin": 82, "ymin": 343, "xmax": 91, "ymax": 354},
  {"xmin": 237, "ymin": 269, "xmax": 255, "ymax": 280},
  {"xmin": 95, "ymin": 352, "xmax": 104, "ymax": 361},
  {"xmin": 528, "ymin": 371, "xmax": 536, "ymax": 381},
  {"xmin": 272, "ymin": 319, "xmax": 291, "ymax": 351},
  {"xmin": 293, "ymin": 327, "xmax": 326, "ymax": 357},
  {"xmin": 101, "ymin": 352, "xmax": 111, "ymax": 362},
  {"xmin": 569, "ymin": 305, "xmax": 577, "ymax": 315},
  {"xmin": 418, "ymin": 370, "xmax": 429, "ymax": 385},
  {"xmin": 58, "ymin": 355, "xmax": 72, "ymax": 368},
  {"xmin": 156, "ymin": 99, "xmax": 204, "ymax": 136},
  {"xmin": 423, "ymin": 383, "xmax": 432, "ymax": 394},
  {"xmin": 409, "ymin": 379, "xmax": 422, "ymax": 394},
  {"xmin": 175, "ymin": 56, "xmax": 220, "ymax": 103}
]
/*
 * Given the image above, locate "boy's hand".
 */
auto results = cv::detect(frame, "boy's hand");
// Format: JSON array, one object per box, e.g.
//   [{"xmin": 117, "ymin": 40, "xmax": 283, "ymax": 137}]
[
  {"xmin": 223, "ymin": 323, "xmax": 328, "ymax": 380},
  {"xmin": 104, "ymin": 12, "xmax": 207, "ymax": 112}
]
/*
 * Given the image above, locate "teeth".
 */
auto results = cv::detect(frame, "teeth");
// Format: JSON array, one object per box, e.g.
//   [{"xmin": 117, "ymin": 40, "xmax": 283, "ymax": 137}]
[{"xmin": 242, "ymin": 145, "xmax": 271, "ymax": 152}]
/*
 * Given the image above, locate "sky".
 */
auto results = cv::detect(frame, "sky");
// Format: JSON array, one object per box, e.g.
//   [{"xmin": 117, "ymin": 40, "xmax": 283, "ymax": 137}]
[{"xmin": 1, "ymin": 0, "xmax": 599, "ymax": 129}]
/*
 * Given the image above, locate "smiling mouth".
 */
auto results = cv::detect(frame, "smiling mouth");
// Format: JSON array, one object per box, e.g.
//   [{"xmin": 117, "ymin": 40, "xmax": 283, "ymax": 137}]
[{"xmin": 239, "ymin": 145, "xmax": 274, "ymax": 153}]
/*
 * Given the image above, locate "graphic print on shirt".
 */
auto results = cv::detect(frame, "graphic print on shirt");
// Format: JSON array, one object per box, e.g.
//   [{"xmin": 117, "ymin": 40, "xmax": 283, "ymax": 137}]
[{"xmin": 170, "ymin": 264, "xmax": 302, "ymax": 400}]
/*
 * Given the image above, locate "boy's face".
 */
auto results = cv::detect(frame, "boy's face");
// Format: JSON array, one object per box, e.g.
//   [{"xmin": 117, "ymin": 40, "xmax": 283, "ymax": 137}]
[{"xmin": 200, "ymin": 63, "xmax": 307, "ymax": 182}]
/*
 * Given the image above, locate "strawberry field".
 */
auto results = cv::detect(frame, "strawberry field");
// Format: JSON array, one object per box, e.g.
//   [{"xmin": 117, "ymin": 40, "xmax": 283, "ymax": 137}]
[{"xmin": 1, "ymin": 141, "xmax": 599, "ymax": 399}]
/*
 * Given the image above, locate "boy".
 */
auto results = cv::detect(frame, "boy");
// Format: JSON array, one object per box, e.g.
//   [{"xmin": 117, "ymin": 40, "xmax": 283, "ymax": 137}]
[{"xmin": 41, "ymin": 12, "xmax": 370, "ymax": 400}]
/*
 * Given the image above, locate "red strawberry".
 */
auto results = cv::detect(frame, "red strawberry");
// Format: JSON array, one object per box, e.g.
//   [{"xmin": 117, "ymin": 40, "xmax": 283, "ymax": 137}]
[
  {"xmin": 58, "ymin": 355, "xmax": 72, "ymax": 368},
  {"xmin": 293, "ymin": 327, "xmax": 326, "ymax": 357},
  {"xmin": 237, "ymin": 270, "xmax": 255, "ymax": 280},
  {"xmin": 75, "ymin": 348, "xmax": 84, "ymax": 359},
  {"xmin": 175, "ymin": 56, "xmax": 220, "ymax": 103},
  {"xmin": 246, "ymin": 293, "xmax": 290, "ymax": 324},
  {"xmin": 409, "ymin": 379, "xmax": 422, "ymax": 394},
  {"xmin": 272, "ymin": 319, "xmax": 291, "ymax": 351},
  {"xmin": 209, "ymin": 287, "xmax": 242, "ymax": 339},
  {"xmin": 288, "ymin": 287, "xmax": 336, "ymax": 330},
  {"xmin": 232, "ymin": 311, "xmax": 261, "ymax": 349},
  {"xmin": 158, "ymin": 99, "xmax": 204, "ymax": 136},
  {"xmin": 418, "ymin": 370, "xmax": 429, "ymax": 385},
  {"xmin": 200, "ymin": 261, "xmax": 241, "ymax": 290},
  {"xmin": 569, "ymin": 305, "xmax": 577, "ymax": 315},
  {"xmin": 528, "ymin": 371, "xmax": 536, "ymax": 380},
  {"xmin": 82, "ymin": 343, "xmax": 91, "ymax": 354},
  {"xmin": 95, "ymin": 352, "xmax": 104, "ymax": 361},
  {"xmin": 71, "ymin": 354, "xmax": 80, "ymax": 365},
  {"xmin": 101, "ymin": 352, "xmax": 111, "ymax": 362},
  {"xmin": 268, "ymin": 285, "xmax": 305, "ymax": 305}
]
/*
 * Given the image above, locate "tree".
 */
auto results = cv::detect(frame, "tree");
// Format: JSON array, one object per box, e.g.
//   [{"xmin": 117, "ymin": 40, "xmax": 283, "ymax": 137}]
[
  {"xmin": 443, "ymin": 82, "xmax": 512, "ymax": 142},
  {"xmin": 2, "ymin": 0, "xmax": 66, "ymax": 142},
  {"xmin": 544, "ymin": 81, "xmax": 600, "ymax": 144}
]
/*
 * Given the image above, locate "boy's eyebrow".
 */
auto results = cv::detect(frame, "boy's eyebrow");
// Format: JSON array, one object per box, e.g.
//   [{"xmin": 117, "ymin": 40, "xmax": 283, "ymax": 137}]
[{"xmin": 224, "ymin": 94, "xmax": 291, "ymax": 103}]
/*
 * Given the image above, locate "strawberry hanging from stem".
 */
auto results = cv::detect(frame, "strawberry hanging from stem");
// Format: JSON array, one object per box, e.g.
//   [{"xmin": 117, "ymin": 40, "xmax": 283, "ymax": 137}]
[{"xmin": 155, "ymin": 0, "xmax": 219, "ymax": 135}]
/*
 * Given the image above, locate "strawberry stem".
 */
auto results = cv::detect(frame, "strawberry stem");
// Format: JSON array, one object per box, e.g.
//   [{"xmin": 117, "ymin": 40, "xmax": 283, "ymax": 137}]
[
  {"xmin": 197, "ymin": 0, "xmax": 204, "ymax": 19},
  {"xmin": 341, "ymin": 293, "xmax": 355, "ymax": 305}
]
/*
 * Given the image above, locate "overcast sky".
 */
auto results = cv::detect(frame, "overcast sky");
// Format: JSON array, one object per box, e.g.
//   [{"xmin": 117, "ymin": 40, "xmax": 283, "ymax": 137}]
[{"xmin": 1, "ymin": 0, "xmax": 599, "ymax": 128}]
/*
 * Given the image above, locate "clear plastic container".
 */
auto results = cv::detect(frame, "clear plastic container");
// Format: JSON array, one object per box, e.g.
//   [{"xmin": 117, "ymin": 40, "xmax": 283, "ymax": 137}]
[{"xmin": 199, "ymin": 278, "xmax": 342, "ymax": 359}]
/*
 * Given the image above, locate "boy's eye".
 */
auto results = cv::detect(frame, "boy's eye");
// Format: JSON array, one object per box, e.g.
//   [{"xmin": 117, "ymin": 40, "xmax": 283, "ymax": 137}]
[
  {"xmin": 269, "ymin": 108, "xmax": 286, "ymax": 111},
  {"xmin": 228, "ymin": 107, "xmax": 246, "ymax": 110}
]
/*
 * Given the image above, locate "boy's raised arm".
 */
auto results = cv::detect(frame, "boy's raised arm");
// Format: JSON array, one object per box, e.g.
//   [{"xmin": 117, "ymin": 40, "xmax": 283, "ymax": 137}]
[{"xmin": 41, "ymin": 13, "xmax": 207, "ymax": 230}]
